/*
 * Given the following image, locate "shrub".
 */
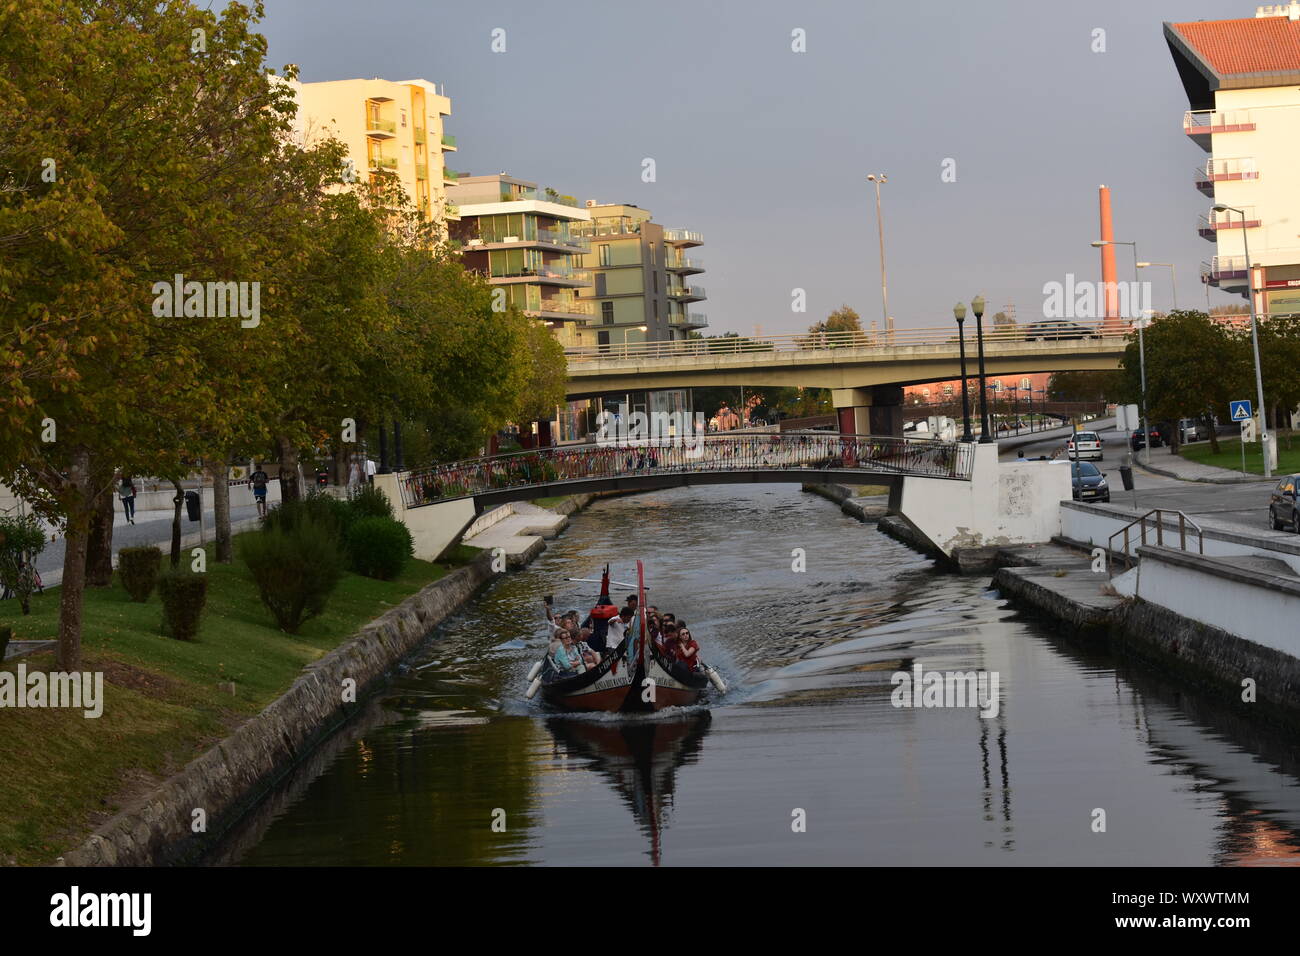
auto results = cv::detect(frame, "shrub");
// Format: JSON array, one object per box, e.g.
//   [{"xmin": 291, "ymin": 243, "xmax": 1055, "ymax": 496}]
[
  {"xmin": 264, "ymin": 490, "xmax": 349, "ymax": 542},
  {"xmin": 0, "ymin": 513, "xmax": 46, "ymax": 615},
  {"xmin": 347, "ymin": 483, "xmax": 394, "ymax": 521},
  {"xmin": 239, "ymin": 518, "xmax": 343, "ymax": 633},
  {"xmin": 346, "ymin": 516, "xmax": 414, "ymax": 580},
  {"xmin": 117, "ymin": 546, "xmax": 162, "ymax": 602},
  {"xmin": 157, "ymin": 568, "xmax": 208, "ymax": 641}
]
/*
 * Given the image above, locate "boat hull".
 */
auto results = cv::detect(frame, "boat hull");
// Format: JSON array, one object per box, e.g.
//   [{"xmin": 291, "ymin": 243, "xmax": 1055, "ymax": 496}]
[{"xmin": 540, "ymin": 643, "xmax": 707, "ymax": 713}]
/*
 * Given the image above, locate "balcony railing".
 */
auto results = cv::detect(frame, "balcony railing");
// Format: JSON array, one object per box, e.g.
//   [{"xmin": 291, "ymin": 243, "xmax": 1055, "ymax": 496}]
[
  {"xmin": 444, "ymin": 168, "xmax": 459, "ymax": 182},
  {"xmin": 369, "ymin": 156, "xmax": 397, "ymax": 170},
  {"xmin": 664, "ymin": 228, "xmax": 703, "ymax": 244},
  {"xmin": 1199, "ymin": 207, "xmax": 1259, "ymax": 239},
  {"xmin": 366, "ymin": 118, "xmax": 397, "ymax": 135},
  {"xmin": 669, "ymin": 312, "xmax": 708, "ymax": 327},
  {"xmin": 497, "ymin": 266, "xmax": 592, "ymax": 283},
  {"xmin": 441, "ymin": 133, "xmax": 457, "ymax": 148},
  {"xmin": 573, "ymin": 220, "xmax": 641, "ymax": 237},
  {"xmin": 537, "ymin": 227, "xmax": 590, "ymax": 249},
  {"xmin": 667, "ymin": 284, "xmax": 706, "ymax": 300},
  {"xmin": 665, "ymin": 256, "xmax": 703, "ymax": 272},
  {"xmin": 414, "ymin": 127, "xmax": 427, "ymax": 145},
  {"xmin": 1204, "ymin": 157, "xmax": 1258, "ymax": 181},
  {"xmin": 1201, "ymin": 256, "xmax": 1248, "ymax": 284},
  {"xmin": 1184, "ymin": 110, "xmax": 1255, "ymax": 135},
  {"xmin": 538, "ymin": 298, "xmax": 595, "ymax": 316},
  {"xmin": 415, "ymin": 163, "xmax": 427, "ymax": 180}
]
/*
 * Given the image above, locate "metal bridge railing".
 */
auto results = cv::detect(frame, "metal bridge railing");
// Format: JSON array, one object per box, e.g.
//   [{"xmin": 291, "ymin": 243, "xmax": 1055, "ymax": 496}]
[
  {"xmin": 399, "ymin": 433, "xmax": 975, "ymax": 508},
  {"xmin": 1107, "ymin": 508, "xmax": 1204, "ymax": 577}
]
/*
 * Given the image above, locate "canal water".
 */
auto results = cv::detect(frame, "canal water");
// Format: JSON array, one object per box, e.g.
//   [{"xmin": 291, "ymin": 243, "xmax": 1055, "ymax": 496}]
[{"xmin": 221, "ymin": 485, "xmax": 1300, "ymax": 866}]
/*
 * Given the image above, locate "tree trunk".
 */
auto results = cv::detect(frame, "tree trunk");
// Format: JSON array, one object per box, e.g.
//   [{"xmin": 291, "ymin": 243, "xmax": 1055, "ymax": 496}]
[
  {"xmin": 210, "ymin": 459, "xmax": 232, "ymax": 563},
  {"xmin": 170, "ymin": 479, "xmax": 184, "ymax": 568},
  {"xmin": 1209, "ymin": 428, "xmax": 1221, "ymax": 455},
  {"xmin": 56, "ymin": 447, "xmax": 92, "ymax": 672},
  {"xmin": 276, "ymin": 434, "xmax": 301, "ymax": 503},
  {"xmin": 84, "ymin": 481, "xmax": 115, "ymax": 587}
]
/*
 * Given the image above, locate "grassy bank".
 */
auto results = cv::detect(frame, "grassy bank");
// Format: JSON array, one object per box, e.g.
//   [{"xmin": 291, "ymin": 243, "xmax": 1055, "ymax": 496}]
[
  {"xmin": 0, "ymin": 535, "xmax": 477, "ymax": 866},
  {"xmin": 1176, "ymin": 429, "xmax": 1300, "ymax": 476}
]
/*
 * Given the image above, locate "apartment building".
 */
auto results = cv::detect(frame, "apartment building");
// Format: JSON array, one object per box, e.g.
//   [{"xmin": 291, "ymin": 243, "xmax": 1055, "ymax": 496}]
[
  {"xmin": 1166, "ymin": 4, "xmax": 1300, "ymax": 315},
  {"xmin": 290, "ymin": 76, "xmax": 459, "ymax": 233},
  {"xmin": 572, "ymin": 203, "xmax": 708, "ymax": 348},
  {"xmin": 446, "ymin": 174, "xmax": 594, "ymax": 344}
]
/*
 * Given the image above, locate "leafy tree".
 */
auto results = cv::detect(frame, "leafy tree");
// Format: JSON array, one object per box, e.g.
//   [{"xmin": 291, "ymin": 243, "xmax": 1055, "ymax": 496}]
[{"xmin": 1047, "ymin": 370, "xmax": 1124, "ymax": 403}]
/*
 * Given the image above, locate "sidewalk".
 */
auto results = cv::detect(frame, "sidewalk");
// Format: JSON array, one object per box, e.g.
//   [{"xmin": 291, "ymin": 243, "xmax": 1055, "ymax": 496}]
[{"xmin": 1134, "ymin": 450, "xmax": 1275, "ymax": 485}]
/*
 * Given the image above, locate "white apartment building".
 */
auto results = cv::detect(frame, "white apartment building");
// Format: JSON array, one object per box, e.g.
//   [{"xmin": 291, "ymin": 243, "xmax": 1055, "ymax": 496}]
[{"xmin": 1166, "ymin": 3, "xmax": 1300, "ymax": 315}]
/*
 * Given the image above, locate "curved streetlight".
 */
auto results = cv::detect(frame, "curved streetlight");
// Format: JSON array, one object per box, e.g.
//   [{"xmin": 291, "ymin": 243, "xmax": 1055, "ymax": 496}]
[
  {"xmin": 953, "ymin": 302, "xmax": 974, "ymax": 442},
  {"xmin": 1136, "ymin": 262, "xmax": 1178, "ymax": 311},
  {"xmin": 866, "ymin": 174, "xmax": 890, "ymax": 341},
  {"xmin": 1213, "ymin": 202, "xmax": 1270, "ymax": 477},
  {"xmin": 971, "ymin": 294, "xmax": 991, "ymax": 442}
]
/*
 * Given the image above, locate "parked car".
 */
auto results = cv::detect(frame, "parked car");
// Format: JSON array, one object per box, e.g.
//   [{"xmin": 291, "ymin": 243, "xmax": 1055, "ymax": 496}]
[
  {"xmin": 1066, "ymin": 430, "xmax": 1103, "ymax": 461},
  {"xmin": 1130, "ymin": 427, "xmax": 1164, "ymax": 450},
  {"xmin": 1176, "ymin": 417, "xmax": 1212, "ymax": 443},
  {"xmin": 1071, "ymin": 461, "xmax": 1110, "ymax": 503},
  {"xmin": 1023, "ymin": 320, "xmax": 1098, "ymax": 341},
  {"xmin": 1269, "ymin": 473, "xmax": 1300, "ymax": 532}
]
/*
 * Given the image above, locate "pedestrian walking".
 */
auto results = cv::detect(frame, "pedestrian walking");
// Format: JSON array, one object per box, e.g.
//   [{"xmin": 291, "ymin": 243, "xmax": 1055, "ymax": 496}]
[
  {"xmin": 250, "ymin": 462, "xmax": 270, "ymax": 519},
  {"xmin": 118, "ymin": 474, "xmax": 137, "ymax": 524}
]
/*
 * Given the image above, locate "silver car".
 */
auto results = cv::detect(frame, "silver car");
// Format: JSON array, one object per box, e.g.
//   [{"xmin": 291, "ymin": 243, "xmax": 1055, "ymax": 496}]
[{"xmin": 1066, "ymin": 431, "xmax": 1103, "ymax": 461}]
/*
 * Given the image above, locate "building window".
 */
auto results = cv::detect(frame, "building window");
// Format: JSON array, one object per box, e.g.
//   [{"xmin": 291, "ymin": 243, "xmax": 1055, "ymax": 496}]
[
  {"xmin": 599, "ymin": 244, "xmax": 611, "ymax": 266},
  {"xmin": 653, "ymin": 272, "xmax": 658, "ymax": 293},
  {"xmin": 602, "ymin": 302, "xmax": 614, "ymax": 325}
]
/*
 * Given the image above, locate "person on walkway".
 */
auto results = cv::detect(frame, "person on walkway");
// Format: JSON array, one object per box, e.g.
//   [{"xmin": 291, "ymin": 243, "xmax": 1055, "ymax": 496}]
[
  {"xmin": 250, "ymin": 462, "xmax": 270, "ymax": 519},
  {"xmin": 118, "ymin": 474, "xmax": 137, "ymax": 525}
]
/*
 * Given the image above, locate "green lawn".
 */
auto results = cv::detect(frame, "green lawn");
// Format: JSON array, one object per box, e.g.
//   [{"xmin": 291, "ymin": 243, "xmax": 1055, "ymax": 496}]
[
  {"xmin": 0, "ymin": 534, "xmax": 477, "ymax": 865},
  {"xmin": 531, "ymin": 495, "xmax": 571, "ymax": 508},
  {"xmin": 1176, "ymin": 429, "xmax": 1300, "ymax": 476}
]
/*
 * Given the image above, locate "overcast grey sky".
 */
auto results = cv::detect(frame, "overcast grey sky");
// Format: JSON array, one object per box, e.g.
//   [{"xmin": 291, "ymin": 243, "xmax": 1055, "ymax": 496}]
[{"xmin": 259, "ymin": 0, "xmax": 1248, "ymax": 336}]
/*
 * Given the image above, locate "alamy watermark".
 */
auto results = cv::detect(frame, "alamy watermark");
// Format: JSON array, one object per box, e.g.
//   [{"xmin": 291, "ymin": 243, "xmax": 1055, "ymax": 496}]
[
  {"xmin": 1042, "ymin": 275, "xmax": 1151, "ymax": 320},
  {"xmin": 151, "ymin": 273, "xmax": 261, "ymax": 328},
  {"xmin": 891, "ymin": 663, "xmax": 1000, "ymax": 718},
  {"xmin": 0, "ymin": 664, "xmax": 103, "ymax": 718},
  {"xmin": 595, "ymin": 410, "xmax": 707, "ymax": 458}
]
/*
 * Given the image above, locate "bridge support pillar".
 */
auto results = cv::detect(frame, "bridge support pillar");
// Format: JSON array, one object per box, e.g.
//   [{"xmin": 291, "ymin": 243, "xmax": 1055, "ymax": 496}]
[{"xmin": 832, "ymin": 386, "xmax": 904, "ymax": 437}]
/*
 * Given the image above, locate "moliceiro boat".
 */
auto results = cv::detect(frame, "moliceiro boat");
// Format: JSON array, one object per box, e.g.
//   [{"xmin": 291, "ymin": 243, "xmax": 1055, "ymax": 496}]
[{"xmin": 525, "ymin": 562, "xmax": 726, "ymax": 713}]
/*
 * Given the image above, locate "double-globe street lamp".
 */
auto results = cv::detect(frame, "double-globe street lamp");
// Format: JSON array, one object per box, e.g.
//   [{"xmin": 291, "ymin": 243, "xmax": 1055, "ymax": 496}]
[
  {"xmin": 1213, "ymin": 202, "xmax": 1271, "ymax": 478},
  {"xmin": 972, "ymin": 294, "xmax": 992, "ymax": 442}
]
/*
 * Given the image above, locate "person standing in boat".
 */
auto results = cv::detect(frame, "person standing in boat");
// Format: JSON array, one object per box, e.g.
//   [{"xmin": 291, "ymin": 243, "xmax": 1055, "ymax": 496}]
[{"xmin": 605, "ymin": 605, "xmax": 635, "ymax": 652}]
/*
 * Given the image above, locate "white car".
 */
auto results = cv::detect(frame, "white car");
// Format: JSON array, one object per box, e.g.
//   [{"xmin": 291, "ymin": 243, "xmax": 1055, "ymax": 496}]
[{"xmin": 1066, "ymin": 431, "xmax": 1103, "ymax": 461}]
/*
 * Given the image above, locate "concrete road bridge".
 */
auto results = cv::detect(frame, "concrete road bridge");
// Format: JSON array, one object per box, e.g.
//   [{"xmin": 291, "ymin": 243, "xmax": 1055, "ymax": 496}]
[{"xmin": 564, "ymin": 321, "xmax": 1131, "ymax": 435}]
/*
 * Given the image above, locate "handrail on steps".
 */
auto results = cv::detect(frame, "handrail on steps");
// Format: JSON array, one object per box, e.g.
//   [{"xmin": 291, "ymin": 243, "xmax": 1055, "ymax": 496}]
[{"xmin": 1107, "ymin": 509, "xmax": 1204, "ymax": 577}]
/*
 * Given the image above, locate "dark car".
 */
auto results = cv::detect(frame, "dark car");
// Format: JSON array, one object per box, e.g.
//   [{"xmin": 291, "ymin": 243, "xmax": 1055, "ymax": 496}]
[
  {"xmin": 1130, "ymin": 427, "xmax": 1164, "ymax": 450},
  {"xmin": 1071, "ymin": 461, "xmax": 1110, "ymax": 503},
  {"xmin": 1023, "ymin": 320, "xmax": 1098, "ymax": 342},
  {"xmin": 1269, "ymin": 474, "xmax": 1300, "ymax": 532}
]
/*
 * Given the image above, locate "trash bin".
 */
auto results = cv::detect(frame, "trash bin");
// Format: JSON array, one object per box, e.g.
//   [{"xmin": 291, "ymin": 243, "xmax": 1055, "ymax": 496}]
[
  {"xmin": 1118, "ymin": 465, "xmax": 1134, "ymax": 491},
  {"xmin": 184, "ymin": 490, "xmax": 201, "ymax": 521}
]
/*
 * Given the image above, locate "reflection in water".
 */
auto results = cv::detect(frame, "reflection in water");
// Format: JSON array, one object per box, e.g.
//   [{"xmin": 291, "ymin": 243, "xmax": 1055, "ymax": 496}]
[
  {"xmin": 545, "ymin": 714, "xmax": 711, "ymax": 865},
  {"xmin": 224, "ymin": 484, "xmax": 1300, "ymax": 866}
]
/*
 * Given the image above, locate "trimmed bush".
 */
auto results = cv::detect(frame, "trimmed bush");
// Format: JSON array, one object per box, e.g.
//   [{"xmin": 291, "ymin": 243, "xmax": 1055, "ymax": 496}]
[
  {"xmin": 117, "ymin": 546, "xmax": 162, "ymax": 602},
  {"xmin": 347, "ymin": 483, "xmax": 394, "ymax": 521},
  {"xmin": 346, "ymin": 516, "xmax": 414, "ymax": 580},
  {"xmin": 264, "ymin": 490, "xmax": 349, "ymax": 542},
  {"xmin": 157, "ymin": 568, "xmax": 208, "ymax": 641},
  {"xmin": 239, "ymin": 517, "xmax": 344, "ymax": 633}
]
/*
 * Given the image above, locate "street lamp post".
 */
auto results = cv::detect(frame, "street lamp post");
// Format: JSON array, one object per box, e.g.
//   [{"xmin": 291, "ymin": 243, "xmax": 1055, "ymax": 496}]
[
  {"xmin": 867, "ymin": 174, "xmax": 890, "ymax": 340},
  {"xmin": 953, "ymin": 302, "xmax": 974, "ymax": 442},
  {"xmin": 972, "ymin": 295, "xmax": 992, "ymax": 442},
  {"xmin": 1137, "ymin": 261, "xmax": 1178, "ymax": 311},
  {"xmin": 1214, "ymin": 202, "xmax": 1270, "ymax": 478}
]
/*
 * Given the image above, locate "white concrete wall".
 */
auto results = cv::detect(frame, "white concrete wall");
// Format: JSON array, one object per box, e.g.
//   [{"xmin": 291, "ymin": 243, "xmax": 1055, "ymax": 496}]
[
  {"xmin": 899, "ymin": 443, "xmax": 1073, "ymax": 554},
  {"xmin": 1061, "ymin": 503, "xmax": 1300, "ymax": 574},
  {"xmin": 375, "ymin": 472, "xmax": 477, "ymax": 562},
  {"xmin": 1127, "ymin": 550, "xmax": 1300, "ymax": 653}
]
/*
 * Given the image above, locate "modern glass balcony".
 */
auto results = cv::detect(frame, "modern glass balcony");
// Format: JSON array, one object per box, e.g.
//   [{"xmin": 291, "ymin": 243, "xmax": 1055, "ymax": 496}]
[
  {"xmin": 664, "ymin": 228, "xmax": 703, "ymax": 245},
  {"xmin": 415, "ymin": 163, "xmax": 427, "ymax": 180},
  {"xmin": 667, "ymin": 284, "xmax": 706, "ymax": 300},
  {"xmin": 536, "ymin": 226, "xmax": 590, "ymax": 250},
  {"xmin": 1201, "ymin": 256, "xmax": 1248, "ymax": 285},
  {"xmin": 366, "ymin": 117, "xmax": 397, "ymax": 137},
  {"xmin": 665, "ymin": 256, "xmax": 703, "ymax": 273},
  {"xmin": 369, "ymin": 156, "xmax": 397, "ymax": 170},
  {"xmin": 1198, "ymin": 207, "xmax": 1259, "ymax": 239},
  {"xmin": 441, "ymin": 133, "xmax": 457, "ymax": 149},
  {"xmin": 443, "ymin": 168, "xmax": 459, "ymax": 182},
  {"xmin": 573, "ymin": 220, "xmax": 641, "ymax": 237},
  {"xmin": 413, "ymin": 127, "xmax": 427, "ymax": 145}
]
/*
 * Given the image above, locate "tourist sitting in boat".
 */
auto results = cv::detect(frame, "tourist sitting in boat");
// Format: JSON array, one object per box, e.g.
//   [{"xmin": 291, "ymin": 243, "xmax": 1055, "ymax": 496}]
[
  {"xmin": 551, "ymin": 630, "xmax": 586, "ymax": 674},
  {"xmin": 575, "ymin": 627, "xmax": 601, "ymax": 667},
  {"xmin": 674, "ymin": 625, "xmax": 700, "ymax": 672},
  {"xmin": 657, "ymin": 621, "xmax": 679, "ymax": 659}
]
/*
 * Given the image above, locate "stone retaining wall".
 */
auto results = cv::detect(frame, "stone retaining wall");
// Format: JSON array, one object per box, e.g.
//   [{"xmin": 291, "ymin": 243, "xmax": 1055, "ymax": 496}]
[{"xmin": 59, "ymin": 552, "xmax": 498, "ymax": 867}]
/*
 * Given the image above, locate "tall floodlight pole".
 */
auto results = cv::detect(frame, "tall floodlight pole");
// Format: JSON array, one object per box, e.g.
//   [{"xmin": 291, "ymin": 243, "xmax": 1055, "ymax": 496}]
[
  {"xmin": 867, "ymin": 174, "xmax": 890, "ymax": 340},
  {"xmin": 1137, "ymin": 261, "xmax": 1178, "ymax": 311},
  {"xmin": 1214, "ymin": 203, "xmax": 1270, "ymax": 478}
]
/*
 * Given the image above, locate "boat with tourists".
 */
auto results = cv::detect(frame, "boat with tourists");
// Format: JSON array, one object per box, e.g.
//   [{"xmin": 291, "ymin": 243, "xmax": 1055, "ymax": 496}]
[{"xmin": 524, "ymin": 561, "xmax": 726, "ymax": 712}]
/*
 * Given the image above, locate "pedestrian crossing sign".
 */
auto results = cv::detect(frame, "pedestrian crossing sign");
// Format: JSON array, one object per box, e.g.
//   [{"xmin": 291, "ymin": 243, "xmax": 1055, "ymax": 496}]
[{"xmin": 1230, "ymin": 400, "xmax": 1252, "ymax": 422}]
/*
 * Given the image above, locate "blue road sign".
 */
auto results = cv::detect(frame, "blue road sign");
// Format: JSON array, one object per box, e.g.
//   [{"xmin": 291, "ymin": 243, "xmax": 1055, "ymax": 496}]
[{"xmin": 1230, "ymin": 400, "xmax": 1252, "ymax": 422}]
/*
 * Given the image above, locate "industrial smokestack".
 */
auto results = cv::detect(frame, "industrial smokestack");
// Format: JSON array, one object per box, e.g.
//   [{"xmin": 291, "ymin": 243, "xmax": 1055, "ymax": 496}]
[{"xmin": 1099, "ymin": 185, "xmax": 1120, "ymax": 330}]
